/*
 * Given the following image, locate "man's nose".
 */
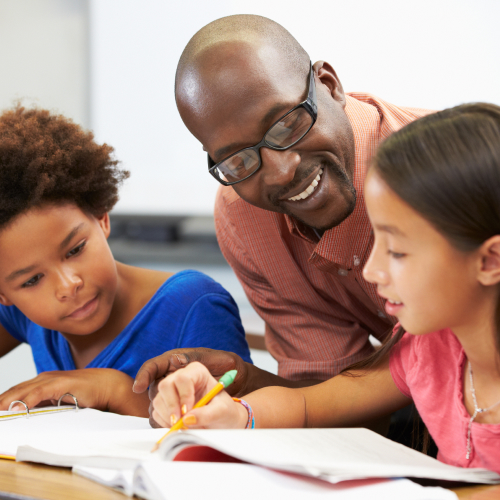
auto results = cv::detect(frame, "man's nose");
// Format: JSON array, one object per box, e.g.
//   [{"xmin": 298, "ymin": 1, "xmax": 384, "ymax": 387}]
[
  {"xmin": 55, "ymin": 267, "xmax": 83, "ymax": 300},
  {"xmin": 259, "ymin": 147, "xmax": 301, "ymax": 186}
]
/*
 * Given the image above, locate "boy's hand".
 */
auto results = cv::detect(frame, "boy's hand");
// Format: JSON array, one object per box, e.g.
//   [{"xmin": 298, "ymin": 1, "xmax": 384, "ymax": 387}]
[
  {"xmin": 0, "ymin": 368, "xmax": 150, "ymax": 417},
  {"xmin": 152, "ymin": 362, "xmax": 247, "ymax": 430}
]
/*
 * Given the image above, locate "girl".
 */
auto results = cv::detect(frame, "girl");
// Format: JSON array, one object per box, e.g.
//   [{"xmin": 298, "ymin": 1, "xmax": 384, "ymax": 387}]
[
  {"xmin": 151, "ymin": 102, "xmax": 500, "ymax": 472},
  {"xmin": 0, "ymin": 106, "xmax": 251, "ymax": 417}
]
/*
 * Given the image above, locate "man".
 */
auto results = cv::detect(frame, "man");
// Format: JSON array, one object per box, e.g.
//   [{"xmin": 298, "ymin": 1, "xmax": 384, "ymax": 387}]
[{"xmin": 133, "ymin": 14, "xmax": 431, "ymax": 409}]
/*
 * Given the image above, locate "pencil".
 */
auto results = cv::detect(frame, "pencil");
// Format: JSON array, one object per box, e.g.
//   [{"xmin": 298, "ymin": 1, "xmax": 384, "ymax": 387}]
[{"xmin": 151, "ymin": 369, "xmax": 237, "ymax": 452}]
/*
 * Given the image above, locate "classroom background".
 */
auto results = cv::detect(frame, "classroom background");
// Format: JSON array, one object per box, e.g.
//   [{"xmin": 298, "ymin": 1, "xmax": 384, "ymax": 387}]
[{"xmin": 0, "ymin": 0, "xmax": 499, "ymax": 393}]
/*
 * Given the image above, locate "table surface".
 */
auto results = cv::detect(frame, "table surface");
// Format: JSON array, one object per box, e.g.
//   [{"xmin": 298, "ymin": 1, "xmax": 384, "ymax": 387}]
[{"xmin": 0, "ymin": 459, "xmax": 498, "ymax": 500}]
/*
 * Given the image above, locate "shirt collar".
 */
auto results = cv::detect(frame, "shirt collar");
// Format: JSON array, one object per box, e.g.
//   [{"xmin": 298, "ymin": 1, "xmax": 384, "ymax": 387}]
[{"xmin": 284, "ymin": 94, "xmax": 382, "ymax": 269}]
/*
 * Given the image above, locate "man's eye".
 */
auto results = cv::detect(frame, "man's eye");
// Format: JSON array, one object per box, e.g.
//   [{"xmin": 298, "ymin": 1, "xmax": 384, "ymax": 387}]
[
  {"xmin": 67, "ymin": 242, "xmax": 86, "ymax": 258},
  {"xmin": 22, "ymin": 274, "xmax": 43, "ymax": 288}
]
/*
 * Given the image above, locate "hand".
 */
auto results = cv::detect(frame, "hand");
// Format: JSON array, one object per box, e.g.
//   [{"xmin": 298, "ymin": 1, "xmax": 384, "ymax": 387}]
[
  {"xmin": 152, "ymin": 362, "xmax": 247, "ymax": 430},
  {"xmin": 133, "ymin": 348, "xmax": 251, "ymax": 427},
  {"xmin": 0, "ymin": 368, "xmax": 150, "ymax": 417}
]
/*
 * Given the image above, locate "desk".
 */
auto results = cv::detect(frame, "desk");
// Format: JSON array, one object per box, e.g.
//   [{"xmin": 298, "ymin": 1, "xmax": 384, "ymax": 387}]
[{"xmin": 0, "ymin": 460, "xmax": 498, "ymax": 500}]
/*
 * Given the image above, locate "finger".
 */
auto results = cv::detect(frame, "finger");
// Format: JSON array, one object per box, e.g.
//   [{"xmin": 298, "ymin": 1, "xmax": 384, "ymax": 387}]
[
  {"xmin": 148, "ymin": 400, "xmax": 163, "ymax": 429},
  {"xmin": 182, "ymin": 392, "xmax": 235, "ymax": 429},
  {"xmin": 7, "ymin": 384, "xmax": 59, "ymax": 410},
  {"xmin": 153, "ymin": 375, "xmax": 184, "ymax": 426},
  {"xmin": 0, "ymin": 380, "xmax": 40, "ymax": 410},
  {"xmin": 133, "ymin": 356, "xmax": 170, "ymax": 393}
]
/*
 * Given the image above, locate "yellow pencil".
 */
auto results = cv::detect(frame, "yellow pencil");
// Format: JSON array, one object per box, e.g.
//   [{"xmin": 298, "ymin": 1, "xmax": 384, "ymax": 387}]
[
  {"xmin": 0, "ymin": 455, "xmax": 15, "ymax": 461},
  {"xmin": 151, "ymin": 369, "xmax": 237, "ymax": 452}
]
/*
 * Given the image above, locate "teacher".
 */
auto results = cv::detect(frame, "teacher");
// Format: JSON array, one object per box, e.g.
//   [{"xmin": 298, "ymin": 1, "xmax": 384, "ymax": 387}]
[{"xmin": 134, "ymin": 14, "xmax": 431, "ymax": 407}]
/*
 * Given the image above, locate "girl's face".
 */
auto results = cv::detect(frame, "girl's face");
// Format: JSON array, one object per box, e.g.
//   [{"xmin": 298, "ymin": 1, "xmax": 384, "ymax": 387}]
[
  {"xmin": 363, "ymin": 169, "xmax": 485, "ymax": 336},
  {"xmin": 0, "ymin": 204, "xmax": 118, "ymax": 336}
]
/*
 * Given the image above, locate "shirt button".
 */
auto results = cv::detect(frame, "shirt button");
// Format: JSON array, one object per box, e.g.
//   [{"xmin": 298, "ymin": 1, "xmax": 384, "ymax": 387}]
[
  {"xmin": 353, "ymin": 255, "xmax": 360, "ymax": 267},
  {"xmin": 377, "ymin": 310, "xmax": 386, "ymax": 318},
  {"xmin": 338, "ymin": 268, "xmax": 349, "ymax": 276}
]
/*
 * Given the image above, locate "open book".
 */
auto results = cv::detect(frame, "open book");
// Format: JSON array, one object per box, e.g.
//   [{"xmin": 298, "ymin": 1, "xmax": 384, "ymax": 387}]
[
  {"xmin": 75, "ymin": 462, "xmax": 458, "ymax": 500},
  {"xmin": 2, "ymin": 406, "xmax": 499, "ymax": 485}
]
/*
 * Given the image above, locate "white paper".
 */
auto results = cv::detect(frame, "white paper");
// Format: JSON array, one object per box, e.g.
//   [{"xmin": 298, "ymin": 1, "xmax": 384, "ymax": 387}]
[
  {"xmin": 0, "ymin": 407, "xmax": 152, "ymax": 459},
  {"xmin": 74, "ymin": 465, "xmax": 135, "ymax": 496},
  {"xmin": 159, "ymin": 428, "xmax": 500, "ymax": 484},
  {"xmin": 133, "ymin": 462, "xmax": 458, "ymax": 500}
]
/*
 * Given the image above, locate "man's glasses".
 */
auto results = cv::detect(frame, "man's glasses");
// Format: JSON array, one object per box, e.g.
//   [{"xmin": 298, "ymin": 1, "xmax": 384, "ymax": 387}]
[{"xmin": 208, "ymin": 62, "xmax": 318, "ymax": 186}]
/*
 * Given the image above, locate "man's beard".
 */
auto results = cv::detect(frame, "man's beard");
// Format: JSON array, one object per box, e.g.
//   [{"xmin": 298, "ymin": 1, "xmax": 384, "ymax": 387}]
[{"xmin": 272, "ymin": 159, "xmax": 357, "ymax": 232}]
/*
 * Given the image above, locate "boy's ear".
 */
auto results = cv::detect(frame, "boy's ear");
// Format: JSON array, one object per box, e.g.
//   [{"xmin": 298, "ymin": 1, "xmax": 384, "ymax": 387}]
[
  {"xmin": 313, "ymin": 60, "xmax": 346, "ymax": 108},
  {"xmin": 0, "ymin": 293, "xmax": 13, "ymax": 307},
  {"xmin": 478, "ymin": 235, "xmax": 500, "ymax": 286},
  {"xmin": 96, "ymin": 212, "xmax": 111, "ymax": 239}
]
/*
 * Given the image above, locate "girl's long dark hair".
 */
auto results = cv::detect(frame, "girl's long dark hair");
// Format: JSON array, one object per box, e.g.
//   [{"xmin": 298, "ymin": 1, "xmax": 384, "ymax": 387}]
[{"xmin": 344, "ymin": 103, "xmax": 500, "ymax": 450}]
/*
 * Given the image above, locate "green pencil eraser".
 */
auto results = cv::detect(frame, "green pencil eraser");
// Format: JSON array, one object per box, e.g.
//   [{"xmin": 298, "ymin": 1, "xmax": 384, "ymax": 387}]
[{"xmin": 219, "ymin": 369, "xmax": 237, "ymax": 387}]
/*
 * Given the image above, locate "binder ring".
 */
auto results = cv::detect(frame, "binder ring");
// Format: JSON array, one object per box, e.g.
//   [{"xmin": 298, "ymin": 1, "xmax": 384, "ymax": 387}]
[
  {"xmin": 57, "ymin": 393, "xmax": 79, "ymax": 412},
  {"xmin": 8, "ymin": 400, "xmax": 29, "ymax": 418}
]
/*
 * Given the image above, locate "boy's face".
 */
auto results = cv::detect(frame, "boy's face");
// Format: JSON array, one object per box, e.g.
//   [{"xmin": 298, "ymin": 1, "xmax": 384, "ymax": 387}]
[{"xmin": 0, "ymin": 204, "xmax": 118, "ymax": 336}]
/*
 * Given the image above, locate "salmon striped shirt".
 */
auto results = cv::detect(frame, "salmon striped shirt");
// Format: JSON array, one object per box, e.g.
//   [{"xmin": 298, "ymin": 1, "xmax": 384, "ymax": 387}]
[{"xmin": 215, "ymin": 93, "xmax": 433, "ymax": 381}]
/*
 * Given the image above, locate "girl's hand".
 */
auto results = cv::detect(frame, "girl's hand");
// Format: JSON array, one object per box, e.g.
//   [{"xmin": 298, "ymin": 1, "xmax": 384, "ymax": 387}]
[
  {"xmin": 0, "ymin": 368, "xmax": 150, "ymax": 417},
  {"xmin": 152, "ymin": 362, "xmax": 248, "ymax": 429}
]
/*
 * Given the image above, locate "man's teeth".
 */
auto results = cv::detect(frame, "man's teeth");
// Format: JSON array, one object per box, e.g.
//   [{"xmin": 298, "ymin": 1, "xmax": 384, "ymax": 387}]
[
  {"xmin": 288, "ymin": 169, "xmax": 323, "ymax": 201},
  {"xmin": 388, "ymin": 299, "xmax": 402, "ymax": 305}
]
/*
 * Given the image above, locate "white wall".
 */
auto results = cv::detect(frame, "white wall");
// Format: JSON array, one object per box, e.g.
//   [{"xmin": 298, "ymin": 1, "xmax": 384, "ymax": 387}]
[
  {"xmin": 0, "ymin": 0, "xmax": 89, "ymax": 127},
  {"xmin": 90, "ymin": 0, "xmax": 500, "ymax": 215}
]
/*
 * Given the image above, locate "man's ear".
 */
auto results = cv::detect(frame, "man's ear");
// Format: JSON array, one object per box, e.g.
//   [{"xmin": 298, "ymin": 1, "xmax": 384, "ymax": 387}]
[
  {"xmin": 478, "ymin": 235, "xmax": 500, "ymax": 286},
  {"xmin": 313, "ymin": 60, "xmax": 346, "ymax": 108},
  {"xmin": 96, "ymin": 212, "xmax": 111, "ymax": 239},
  {"xmin": 0, "ymin": 293, "xmax": 13, "ymax": 306}
]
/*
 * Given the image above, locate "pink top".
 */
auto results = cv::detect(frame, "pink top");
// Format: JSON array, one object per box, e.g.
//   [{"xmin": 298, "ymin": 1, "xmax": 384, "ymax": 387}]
[{"xmin": 390, "ymin": 328, "xmax": 500, "ymax": 473}]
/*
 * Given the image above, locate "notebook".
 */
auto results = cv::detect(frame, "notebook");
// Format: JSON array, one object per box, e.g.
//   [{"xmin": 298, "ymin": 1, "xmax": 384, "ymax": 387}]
[
  {"xmin": 0, "ymin": 406, "xmax": 153, "ymax": 464},
  {"xmin": 3, "ymin": 405, "xmax": 499, "ymax": 485},
  {"xmin": 74, "ymin": 462, "xmax": 458, "ymax": 500}
]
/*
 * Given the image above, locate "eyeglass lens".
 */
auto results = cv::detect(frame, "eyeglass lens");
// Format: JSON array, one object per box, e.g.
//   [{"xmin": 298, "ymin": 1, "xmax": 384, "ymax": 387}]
[{"xmin": 215, "ymin": 107, "xmax": 313, "ymax": 184}]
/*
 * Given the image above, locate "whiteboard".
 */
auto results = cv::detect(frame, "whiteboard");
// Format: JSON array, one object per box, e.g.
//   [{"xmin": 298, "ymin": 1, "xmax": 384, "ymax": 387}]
[{"xmin": 90, "ymin": 0, "xmax": 500, "ymax": 215}]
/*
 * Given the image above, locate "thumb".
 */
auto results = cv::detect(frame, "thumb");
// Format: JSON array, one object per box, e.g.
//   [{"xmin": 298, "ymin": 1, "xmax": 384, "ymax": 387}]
[{"xmin": 133, "ymin": 355, "xmax": 172, "ymax": 393}]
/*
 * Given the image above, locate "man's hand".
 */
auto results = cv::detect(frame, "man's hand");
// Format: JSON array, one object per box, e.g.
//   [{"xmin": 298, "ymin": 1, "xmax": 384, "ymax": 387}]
[
  {"xmin": 0, "ymin": 368, "xmax": 150, "ymax": 417},
  {"xmin": 133, "ymin": 348, "xmax": 251, "ymax": 427}
]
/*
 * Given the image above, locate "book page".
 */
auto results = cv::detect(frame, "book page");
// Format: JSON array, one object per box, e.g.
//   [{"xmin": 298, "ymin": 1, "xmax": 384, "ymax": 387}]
[
  {"xmin": 133, "ymin": 462, "xmax": 457, "ymax": 500},
  {"xmin": 1, "ymin": 408, "xmax": 152, "ymax": 459},
  {"xmin": 160, "ymin": 428, "xmax": 500, "ymax": 484}
]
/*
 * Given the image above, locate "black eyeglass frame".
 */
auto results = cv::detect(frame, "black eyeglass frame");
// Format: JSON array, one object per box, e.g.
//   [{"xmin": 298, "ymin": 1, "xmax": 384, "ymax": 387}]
[{"xmin": 207, "ymin": 62, "xmax": 318, "ymax": 186}]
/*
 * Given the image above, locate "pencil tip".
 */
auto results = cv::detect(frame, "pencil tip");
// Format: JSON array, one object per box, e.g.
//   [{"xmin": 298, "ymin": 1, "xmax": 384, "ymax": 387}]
[{"xmin": 151, "ymin": 443, "xmax": 159, "ymax": 453}]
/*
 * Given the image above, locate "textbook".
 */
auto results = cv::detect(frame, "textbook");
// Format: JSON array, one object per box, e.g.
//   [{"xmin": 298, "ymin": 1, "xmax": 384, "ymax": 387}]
[
  {"xmin": 1, "ymin": 406, "xmax": 499, "ymax": 485},
  {"xmin": 74, "ymin": 462, "xmax": 458, "ymax": 500}
]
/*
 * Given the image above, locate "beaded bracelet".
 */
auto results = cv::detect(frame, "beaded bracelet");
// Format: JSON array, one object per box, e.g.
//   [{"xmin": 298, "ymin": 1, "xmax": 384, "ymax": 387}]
[{"xmin": 232, "ymin": 398, "xmax": 255, "ymax": 429}]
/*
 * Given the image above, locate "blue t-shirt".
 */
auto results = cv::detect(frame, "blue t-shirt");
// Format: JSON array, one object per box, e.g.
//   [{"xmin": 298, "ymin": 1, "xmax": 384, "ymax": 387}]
[{"xmin": 0, "ymin": 270, "xmax": 252, "ymax": 377}]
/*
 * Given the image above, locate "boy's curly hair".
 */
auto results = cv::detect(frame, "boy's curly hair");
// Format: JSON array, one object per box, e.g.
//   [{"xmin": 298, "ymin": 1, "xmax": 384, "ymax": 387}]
[{"xmin": 0, "ymin": 105, "xmax": 130, "ymax": 229}]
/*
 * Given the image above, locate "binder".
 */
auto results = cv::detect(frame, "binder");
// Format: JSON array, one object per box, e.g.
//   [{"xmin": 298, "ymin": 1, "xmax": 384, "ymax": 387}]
[{"xmin": 0, "ymin": 393, "xmax": 79, "ymax": 422}]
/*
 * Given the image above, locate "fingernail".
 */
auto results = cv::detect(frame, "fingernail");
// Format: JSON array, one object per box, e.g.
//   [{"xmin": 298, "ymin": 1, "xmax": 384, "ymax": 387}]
[
  {"xmin": 170, "ymin": 414, "xmax": 178, "ymax": 426},
  {"xmin": 132, "ymin": 381, "xmax": 137, "ymax": 392},
  {"xmin": 183, "ymin": 415, "xmax": 197, "ymax": 426},
  {"xmin": 181, "ymin": 404, "xmax": 187, "ymax": 416},
  {"xmin": 175, "ymin": 354, "xmax": 188, "ymax": 366}
]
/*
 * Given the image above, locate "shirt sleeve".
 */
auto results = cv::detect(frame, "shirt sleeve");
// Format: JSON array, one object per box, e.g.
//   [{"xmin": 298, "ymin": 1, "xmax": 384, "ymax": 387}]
[
  {"xmin": 214, "ymin": 188, "xmax": 375, "ymax": 381},
  {"xmin": 0, "ymin": 304, "xmax": 29, "ymax": 343},
  {"xmin": 389, "ymin": 330, "xmax": 414, "ymax": 398},
  {"xmin": 178, "ymin": 290, "xmax": 253, "ymax": 364}
]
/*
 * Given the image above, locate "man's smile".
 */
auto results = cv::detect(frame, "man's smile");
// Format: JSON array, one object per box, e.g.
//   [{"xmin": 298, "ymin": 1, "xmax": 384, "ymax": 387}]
[{"xmin": 286, "ymin": 168, "xmax": 323, "ymax": 201}]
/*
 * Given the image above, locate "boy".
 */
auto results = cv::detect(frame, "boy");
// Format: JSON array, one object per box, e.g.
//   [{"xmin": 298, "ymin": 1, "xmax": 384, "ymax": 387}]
[{"xmin": 0, "ymin": 106, "xmax": 251, "ymax": 417}]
